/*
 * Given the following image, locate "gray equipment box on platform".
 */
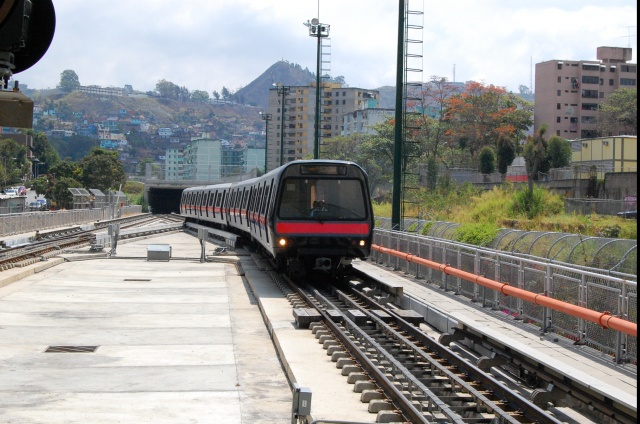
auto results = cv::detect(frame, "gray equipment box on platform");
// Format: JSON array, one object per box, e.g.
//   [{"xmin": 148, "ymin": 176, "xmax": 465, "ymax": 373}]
[{"xmin": 147, "ymin": 244, "xmax": 171, "ymax": 261}]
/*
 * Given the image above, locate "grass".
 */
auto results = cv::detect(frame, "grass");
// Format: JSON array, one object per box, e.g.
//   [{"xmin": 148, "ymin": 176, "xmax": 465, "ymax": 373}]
[{"xmin": 372, "ymin": 184, "xmax": 637, "ymax": 241}]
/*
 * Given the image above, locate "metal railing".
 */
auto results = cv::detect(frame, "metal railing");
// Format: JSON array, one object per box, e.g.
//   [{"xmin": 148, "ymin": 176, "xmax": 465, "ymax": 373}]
[
  {"xmin": 0, "ymin": 206, "xmax": 143, "ymax": 238},
  {"xmin": 371, "ymin": 228, "xmax": 637, "ymax": 363}
]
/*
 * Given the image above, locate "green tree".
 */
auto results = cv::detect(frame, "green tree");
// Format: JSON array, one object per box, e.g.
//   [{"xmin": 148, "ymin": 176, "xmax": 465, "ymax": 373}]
[
  {"xmin": 496, "ymin": 135, "xmax": 516, "ymax": 175},
  {"xmin": 478, "ymin": 146, "xmax": 496, "ymax": 174},
  {"xmin": 155, "ymin": 79, "xmax": 180, "ymax": 99},
  {"xmin": 50, "ymin": 176, "xmax": 83, "ymax": 209},
  {"xmin": 50, "ymin": 135, "xmax": 100, "ymax": 161},
  {"xmin": 23, "ymin": 130, "xmax": 60, "ymax": 175},
  {"xmin": 58, "ymin": 70, "xmax": 81, "ymax": 92},
  {"xmin": 523, "ymin": 124, "xmax": 550, "ymax": 191},
  {"xmin": 191, "ymin": 90, "xmax": 210, "ymax": 102},
  {"xmin": 321, "ymin": 134, "xmax": 367, "ymax": 161},
  {"xmin": 80, "ymin": 148, "xmax": 126, "ymax": 192},
  {"xmin": 547, "ymin": 136, "xmax": 572, "ymax": 169},
  {"xmin": 597, "ymin": 87, "xmax": 637, "ymax": 136},
  {"xmin": 49, "ymin": 160, "xmax": 82, "ymax": 181},
  {"xmin": 0, "ymin": 137, "xmax": 29, "ymax": 187}
]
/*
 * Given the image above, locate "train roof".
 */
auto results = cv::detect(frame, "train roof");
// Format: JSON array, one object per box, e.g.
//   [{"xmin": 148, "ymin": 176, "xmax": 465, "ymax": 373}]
[{"xmin": 181, "ymin": 160, "xmax": 366, "ymax": 192}]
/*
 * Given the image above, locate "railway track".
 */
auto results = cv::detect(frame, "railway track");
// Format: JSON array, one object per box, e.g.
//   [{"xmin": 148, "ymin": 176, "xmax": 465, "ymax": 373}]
[
  {"xmin": 275, "ymin": 268, "xmax": 634, "ymax": 424},
  {"xmin": 0, "ymin": 214, "xmax": 185, "ymax": 270}
]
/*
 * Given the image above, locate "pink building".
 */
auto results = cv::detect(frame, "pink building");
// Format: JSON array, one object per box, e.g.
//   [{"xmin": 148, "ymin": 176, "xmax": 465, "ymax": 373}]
[{"xmin": 534, "ymin": 47, "xmax": 637, "ymax": 139}]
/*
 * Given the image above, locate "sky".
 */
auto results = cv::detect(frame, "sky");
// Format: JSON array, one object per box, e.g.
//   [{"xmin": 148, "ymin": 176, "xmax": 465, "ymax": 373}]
[{"xmin": 13, "ymin": 0, "xmax": 638, "ymax": 95}]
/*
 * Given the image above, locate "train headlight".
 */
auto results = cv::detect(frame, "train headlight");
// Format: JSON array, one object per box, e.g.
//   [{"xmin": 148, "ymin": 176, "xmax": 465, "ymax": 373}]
[
  {"xmin": 359, "ymin": 240, "xmax": 367, "ymax": 247},
  {"xmin": 278, "ymin": 238, "xmax": 288, "ymax": 247}
]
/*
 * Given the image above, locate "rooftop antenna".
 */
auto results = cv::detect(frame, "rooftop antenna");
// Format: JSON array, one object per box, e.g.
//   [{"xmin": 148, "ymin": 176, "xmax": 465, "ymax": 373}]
[
  {"xmin": 530, "ymin": 56, "xmax": 533, "ymax": 92},
  {"xmin": 622, "ymin": 26, "xmax": 636, "ymax": 48}
]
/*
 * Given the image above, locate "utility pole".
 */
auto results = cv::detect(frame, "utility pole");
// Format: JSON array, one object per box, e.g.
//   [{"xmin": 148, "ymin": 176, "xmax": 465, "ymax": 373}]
[{"xmin": 276, "ymin": 84, "xmax": 290, "ymax": 167}]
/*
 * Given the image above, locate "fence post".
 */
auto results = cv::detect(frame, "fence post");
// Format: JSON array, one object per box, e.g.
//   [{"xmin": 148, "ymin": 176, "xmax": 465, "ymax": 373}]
[
  {"xmin": 472, "ymin": 250, "xmax": 480, "ymax": 302},
  {"xmin": 542, "ymin": 264, "xmax": 553, "ymax": 333}
]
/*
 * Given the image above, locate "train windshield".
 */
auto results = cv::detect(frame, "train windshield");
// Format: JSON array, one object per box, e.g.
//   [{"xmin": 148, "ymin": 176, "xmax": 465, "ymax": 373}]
[{"xmin": 278, "ymin": 177, "xmax": 367, "ymax": 220}]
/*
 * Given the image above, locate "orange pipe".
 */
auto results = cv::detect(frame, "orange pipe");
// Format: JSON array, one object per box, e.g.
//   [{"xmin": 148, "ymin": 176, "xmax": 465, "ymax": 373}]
[{"xmin": 373, "ymin": 244, "xmax": 637, "ymax": 337}]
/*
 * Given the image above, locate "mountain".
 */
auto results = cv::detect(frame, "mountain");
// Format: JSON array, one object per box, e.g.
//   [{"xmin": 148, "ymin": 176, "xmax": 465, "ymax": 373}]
[
  {"xmin": 235, "ymin": 60, "xmax": 316, "ymax": 108},
  {"xmin": 234, "ymin": 60, "xmax": 397, "ymax": 108}
]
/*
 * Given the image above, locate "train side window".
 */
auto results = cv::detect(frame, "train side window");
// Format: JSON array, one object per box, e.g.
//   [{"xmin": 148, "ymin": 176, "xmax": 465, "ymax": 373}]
[
  {"xmin": 222, "ymin": 191, "xmax": 228, "ymax": 221},
  {"xmin": 195, "ymin": 192, "xmax": 201, "ymax": 215},
  {"xmin": 260, "ymin": 185, "xmax": 270, "ymax": 214},
  {"xmin": 231, "ymin": 190, "xmax": 237, "ymax": 223}
]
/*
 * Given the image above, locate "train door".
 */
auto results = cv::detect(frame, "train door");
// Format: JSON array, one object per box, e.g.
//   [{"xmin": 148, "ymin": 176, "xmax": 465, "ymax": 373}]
[
  {"xmin": 259, "ymin": 183, "xmax": 270, "ymax": 240},
  {"xmin": 253, "ymin": 184, "xmax": 261, "ymax": 236},
  {"xmin": 222, "ymin": 190, "xmax": 229, "ymax": 225}
]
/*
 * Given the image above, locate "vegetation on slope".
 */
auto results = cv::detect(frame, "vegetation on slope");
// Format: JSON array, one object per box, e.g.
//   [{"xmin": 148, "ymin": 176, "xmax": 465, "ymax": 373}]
[{"xmin": 373, "ymin": 183, "xmax": 637, "ymax": 241}]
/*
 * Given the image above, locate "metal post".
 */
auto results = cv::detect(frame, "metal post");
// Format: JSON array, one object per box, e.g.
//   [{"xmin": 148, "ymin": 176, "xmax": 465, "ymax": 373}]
[
  {"xmin": 276, "ymin": 85, "xmax": 290, "ymax": 167},
  {"xmin": 391, "ymin": 0, "xmax": 405, "ymax": 230},
  {"xmin": 314, "ymin": 32, "xmax": 321, "ymax": 159},
  {"xmin": 260, "ymin": 112, "xmax": 272, "ymax": 173},
  {"xmin": 304, "ymin": 18, "xmax": 330, "ymax": 160}
]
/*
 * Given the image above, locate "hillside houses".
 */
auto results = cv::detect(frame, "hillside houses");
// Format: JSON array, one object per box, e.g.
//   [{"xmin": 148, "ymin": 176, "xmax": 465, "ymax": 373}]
[{"xmin": 25, "ymin": 91, "xmax": 265, "ymax": 176}]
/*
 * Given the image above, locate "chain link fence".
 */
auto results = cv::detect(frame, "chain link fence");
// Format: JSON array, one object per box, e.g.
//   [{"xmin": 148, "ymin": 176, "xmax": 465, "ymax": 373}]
[{"xmin": 372, "ymin": 228, "xmax": 637, "ymax": 363}]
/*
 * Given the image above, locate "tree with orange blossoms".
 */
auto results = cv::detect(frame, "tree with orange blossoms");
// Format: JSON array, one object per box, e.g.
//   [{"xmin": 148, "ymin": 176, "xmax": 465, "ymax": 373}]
[{"xmin": 443, "ymin": 81, "xmax": 532, "ymax": 166}]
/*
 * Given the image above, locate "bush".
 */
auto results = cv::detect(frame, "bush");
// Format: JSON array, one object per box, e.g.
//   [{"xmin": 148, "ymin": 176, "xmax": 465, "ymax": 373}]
[
  {"xmin": 419, "ymin": 221, "xmax": 434, "ymax": 236},
  {"xmin": 453, "ymin": 223, "xmax": 499, "ymax": 246},
  {"xmin": 508, "ymin": 186, "xmax": 563, "ymax": 219}
]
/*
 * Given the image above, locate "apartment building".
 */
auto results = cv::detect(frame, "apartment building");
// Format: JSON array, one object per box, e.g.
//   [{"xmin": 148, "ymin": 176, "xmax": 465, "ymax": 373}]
[
  {"xmin": 342, "ymin": 108, "xmax": 395, "ymax": 136},
  {"xmin": 265, "ymin": 83, "xmax": 379, "ymax": 171},
  {"xmin": 534, "ymin": 46, "xmax": 637, "ymax": 139},
  {"xmin": 164, "ymin": 135, "xmax": 264, "ymax": 181}
]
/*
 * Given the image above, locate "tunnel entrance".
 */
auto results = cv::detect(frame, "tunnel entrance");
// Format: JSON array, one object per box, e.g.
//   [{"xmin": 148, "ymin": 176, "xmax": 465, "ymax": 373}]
[{"xmin": 147, "ymin": 187, "xmax": 184, "ymax": 214}]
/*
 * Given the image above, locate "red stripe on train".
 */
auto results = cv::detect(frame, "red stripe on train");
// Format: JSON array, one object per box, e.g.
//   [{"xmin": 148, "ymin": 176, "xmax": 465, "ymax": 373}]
[{"xmin": 276, "ymin": 222, "xmax": 370, "ymax": 235}]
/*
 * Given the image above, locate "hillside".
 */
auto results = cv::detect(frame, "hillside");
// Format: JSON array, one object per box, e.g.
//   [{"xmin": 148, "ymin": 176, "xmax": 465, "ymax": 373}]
[
  {"xmin": 39, "ymin": 91, "xmax": 263, "ymax": 129},
  {"xmin": 235, "ymin": 60, "xmax": 316, "ymax": 108},
  {"xmin": 28, "ymin": 61, "xmax": 396, "ymax": 119}
]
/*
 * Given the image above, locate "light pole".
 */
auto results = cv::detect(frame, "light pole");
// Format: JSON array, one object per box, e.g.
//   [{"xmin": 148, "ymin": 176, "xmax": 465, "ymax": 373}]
[
  {"xmin": 260, "ymin": 112, "xmax": 272, "ymax": 173},
  {"xmin": 304, "ymin": 18, "xmax": 330, "ymax": 159},
  {"xmin": 32, "ymin": 158, "xmax": 39, "ymax": 179},
  {"xmin": 276, "ymin": 84, "xmax": 290, "ymax": 166}
]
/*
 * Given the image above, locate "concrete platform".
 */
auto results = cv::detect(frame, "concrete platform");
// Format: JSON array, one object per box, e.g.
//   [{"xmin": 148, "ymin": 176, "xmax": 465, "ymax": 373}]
[
  {"xmin": 0, "ymin": 230, "xmax": 380, "ymax": 423},
  {"xmin": 0, "ymin": 232, "xmax": 293, "ymax": 423}
]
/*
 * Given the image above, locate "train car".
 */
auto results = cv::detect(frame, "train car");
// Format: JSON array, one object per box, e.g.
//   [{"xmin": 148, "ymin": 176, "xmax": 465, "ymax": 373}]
[{"xmin": 181, "ymin": 160, "xmax": 374, "ymax": 277}]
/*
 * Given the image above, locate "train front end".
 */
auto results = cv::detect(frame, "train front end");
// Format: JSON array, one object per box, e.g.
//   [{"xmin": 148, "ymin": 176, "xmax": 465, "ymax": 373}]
[{"xmin": 271, "ymin": 161, "xmax": 374, "ymax": 276}]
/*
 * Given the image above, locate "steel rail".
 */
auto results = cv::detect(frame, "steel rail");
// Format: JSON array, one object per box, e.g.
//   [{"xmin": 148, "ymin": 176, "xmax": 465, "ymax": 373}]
[{"xmin": 333, "ymin": 287, "xmax": 562, "ymax": 424}]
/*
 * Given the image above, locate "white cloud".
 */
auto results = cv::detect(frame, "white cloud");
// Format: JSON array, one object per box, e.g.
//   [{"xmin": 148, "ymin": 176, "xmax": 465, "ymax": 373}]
[{"xmin": 13, "ymin": 0, "xmax": 637, "ymax": 94}]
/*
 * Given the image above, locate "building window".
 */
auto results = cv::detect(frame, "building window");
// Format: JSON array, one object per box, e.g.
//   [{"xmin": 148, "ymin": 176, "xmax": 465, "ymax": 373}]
[
  {"xmin": 581, "ymin": 116, "xmax": 596, "ymax": 124},
  {"xmin": 557, "ymin": 76, "xmax": 562, "ymax": 83},
  {"xmin": 556, "ymin": 116, "xmax": 561, "ymax": 123},
  {"xmin": 557, "ymin": 89, "xmax": 561, "ymax": 96},
  {"xmin": 582, "ymin": 63, "xmax": 600, "ymax": 71},
  {"xmin": 557, "ymin": 130, "xmax": 561, "ymax": 136},
  {"xmin": 581, "ymin": 89, "xmax": 598, "ymax": 98},
  {"xmin": 557, "ymin": 103, "xmax": 561, "ymax": 110},
  {"xmin": 581, "ymin": 103, "xmax": 598, "ymax": 111},
  {"xmin": 621, "ymin": 65, "xmax": 637, "ymax": 72},
  {"xmin": 557, "ymin": 63, "xmax": 563, "ymax": 70},
  {"xmin": 582, "ymin": 75, "xmax": 599, "ymax": 84},
  {"xmin": 599, "ymin": 92, "xmax": 605, "ymax": 98},
  {"xmin": 609, "ymin": 79, "xmax": 615, "ymax": 86},
  {"xmin": 621, "ymin": 78, "xmax": 636, "ymax": 86}
]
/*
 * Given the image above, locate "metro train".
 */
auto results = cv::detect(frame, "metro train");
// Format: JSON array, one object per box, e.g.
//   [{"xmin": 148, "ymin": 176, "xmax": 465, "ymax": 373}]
[{"xmin": 180, "ymin": 160, "xmax": 375, "ymax": 277}]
